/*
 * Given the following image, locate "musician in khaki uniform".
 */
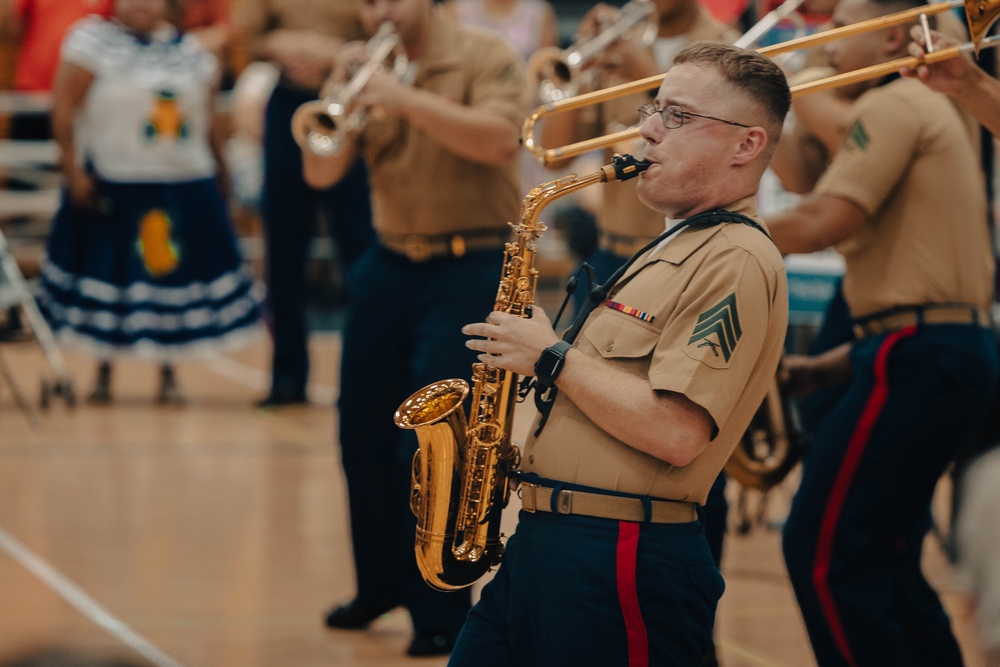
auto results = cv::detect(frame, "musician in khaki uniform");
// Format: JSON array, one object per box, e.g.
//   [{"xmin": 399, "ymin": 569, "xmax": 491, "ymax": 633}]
[
  {"xmin": 234, "ymin": 0, "xmax": 374, "ymax": 407},
  {"xmin": 301, "ymin": 0, "xmax": 525, "ymax": 657},
  {"xmin": 537, "ymin": 12, "xmax": 739, "ymax": 663},
  {"xmin": 456, "ymin": 43, "xmax": 789, "ymax": 665},
  {"xmin": 766, "ymin": 0, "xmax": 999, "ymax": 663}
]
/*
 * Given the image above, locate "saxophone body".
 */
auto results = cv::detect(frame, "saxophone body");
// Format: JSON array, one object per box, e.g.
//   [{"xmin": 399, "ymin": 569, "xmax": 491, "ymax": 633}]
[{"xmin": 395, "ymin": 155, "xmax": 650, "ymax": 591}]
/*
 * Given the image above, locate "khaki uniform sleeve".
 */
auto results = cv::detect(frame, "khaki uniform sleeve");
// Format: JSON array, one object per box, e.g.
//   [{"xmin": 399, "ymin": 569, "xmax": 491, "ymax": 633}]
[
  {"xmin": 816, "ymin": 88, "xmax": 921, "ymax": 216},
  {"xmin": 647, "ymin": 243, "xmax": 778, "ymax": 432},
  {"xmin": 467, "ymin": 35, "xmax": 528, "ymax": 126}
]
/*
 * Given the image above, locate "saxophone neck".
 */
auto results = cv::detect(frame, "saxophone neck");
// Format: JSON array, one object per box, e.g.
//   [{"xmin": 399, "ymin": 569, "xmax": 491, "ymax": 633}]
[{"xmin": 519, "ymin": 154, "xmax": 650, "ymax": 229}]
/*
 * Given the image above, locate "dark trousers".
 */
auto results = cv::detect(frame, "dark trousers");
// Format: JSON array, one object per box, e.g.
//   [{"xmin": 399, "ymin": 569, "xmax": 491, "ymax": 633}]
[
  {"xmin": 450, "ymin": 510, "xmax": 723, "ymax": 666},
  {"xmin": 337, "ymin": 245, "xmax": 503, "ymax": 633},
  {"xmin": 782, "ymin": 324, "xmax": 999, "ymax": 666},
  {"xmin": 261, "ymin": 83, "xmax": 374, "ymax": 395},
  {"xmin": 798, "ymin": 278, "xmax": 854, "ymax": 438}
]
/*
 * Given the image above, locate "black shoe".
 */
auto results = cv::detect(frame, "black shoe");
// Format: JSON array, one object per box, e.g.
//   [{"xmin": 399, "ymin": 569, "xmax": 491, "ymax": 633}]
[
  {"xmin": 324, "ymin": 598, "xmax": 399, "ymax": 630},
  {"xmin": 406, "ymin": 629, "xmax": 460, "ymax": 657},
  {"xmin": 256, "ymin": 388, "xmax": 308, "ymax": 408},
  {"xmin": 0, "ymin": 308, "xmax": 29, "ymax": 341},
  {"xmin": 0, "ymin": 323, "xmax": 31, "ymax": 342},
  {"xmin": 157, "ymin": 365, "xmax": 186, "ymax": 405},
  {"xmin": 88, "ymin": 363, "xmax": 112, "ymax": 405},
  {"xmin": 157, "ymin": 379, "xmax": 186, "ymax": 405},
  {"xmin": 87, "ymin": 383, "xmax": 111, "ymax": 405}
]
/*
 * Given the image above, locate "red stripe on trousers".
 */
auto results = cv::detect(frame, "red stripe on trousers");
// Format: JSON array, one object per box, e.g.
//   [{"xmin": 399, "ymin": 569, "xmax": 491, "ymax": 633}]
[
  {"xmin": 616, "ymin": 521, "xmax": 648, "ymax": 667},
  {"xmin": 812, "ymin": 326, "xmax": 916, "ymax": 667}
]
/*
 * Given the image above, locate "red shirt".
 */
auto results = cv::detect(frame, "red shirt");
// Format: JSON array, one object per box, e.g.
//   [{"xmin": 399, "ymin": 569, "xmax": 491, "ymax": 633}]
[
  {"xmin": 178, "ymin": 0, "xmax": 231, "ymax": 32},
  {"xmin": 12, "ymin": 0, "xmax": 113, "ymax": 92}
]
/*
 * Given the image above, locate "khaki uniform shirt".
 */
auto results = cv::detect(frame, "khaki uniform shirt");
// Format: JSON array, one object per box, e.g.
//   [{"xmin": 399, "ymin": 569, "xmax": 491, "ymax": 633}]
[
  {"xmin": 579, "ymin": 9, "xmax": 739, "ymax": 250},
  {"xmin": 816, "ymin": 78, "xmax": 993, "ymax": 318},
  {"xmin": 358, "ymin": 10, "xmax": 525, "ymax": 237},
  {"xmin": 233, "ymin": 0, "xmax": 364, "ymax": 41},
  {"xmin": 522, "ymin": 197, "xmax": 788, "ymax": 505}
]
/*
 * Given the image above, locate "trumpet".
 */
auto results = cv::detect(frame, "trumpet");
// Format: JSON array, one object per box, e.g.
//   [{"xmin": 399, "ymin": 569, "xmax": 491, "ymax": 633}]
[
  {"xmin": 291, "ymin": 22, "xmax": 409, "ymax": 157},
  {"xmin": 522, "ymin": 0, "xmax": 1000, "ymax": 164},
  {"xmin": 526, "ymin": 0, "xmax": 656, "ymax": 104}
]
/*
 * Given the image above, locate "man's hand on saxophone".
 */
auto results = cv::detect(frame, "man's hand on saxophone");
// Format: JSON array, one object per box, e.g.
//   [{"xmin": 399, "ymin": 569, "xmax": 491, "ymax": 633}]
[{"xmin": 462, "ymin": 307, "xmax": 559, "ymax": 375}]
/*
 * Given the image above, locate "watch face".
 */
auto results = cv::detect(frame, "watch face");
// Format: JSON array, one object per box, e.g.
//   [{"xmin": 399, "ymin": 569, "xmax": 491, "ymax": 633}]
[
  {"xmin": 535, "ymin": 342, "xmax": 569, "ymax": 386},
  {"xmin": 537, "ymin": 351, "xmax": 560, "ymax": 377}
]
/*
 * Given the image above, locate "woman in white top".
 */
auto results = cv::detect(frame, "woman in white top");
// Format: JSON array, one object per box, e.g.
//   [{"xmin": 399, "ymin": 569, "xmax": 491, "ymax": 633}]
[{"xmin": 40, "ymin": 0, "xmax": 260, "ymax": 404}]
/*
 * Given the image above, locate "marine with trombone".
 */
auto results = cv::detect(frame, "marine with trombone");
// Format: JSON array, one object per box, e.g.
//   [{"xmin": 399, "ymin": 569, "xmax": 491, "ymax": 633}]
[
  {"xmin": 904, "ymin": 21, "xmax": 1000, "ymax": 664},
  {"xmin": 296, "ymin": 0, "xmax": 526, "ymax": 656},
  {"xmin": 762, "ymin": 0, "xmax": 1000, "ymax": 662},
  {"xmin": 904, "ymin": 24, "xmax": 1000, "ymax": 136},
  {"xmin": 452, "ymin": 42, "xmax": 790, "ymax": 666}
]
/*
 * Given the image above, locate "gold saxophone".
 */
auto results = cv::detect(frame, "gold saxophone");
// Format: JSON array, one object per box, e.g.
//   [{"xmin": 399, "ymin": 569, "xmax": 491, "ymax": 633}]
[{"xmin": 394, "ymin": 154, "xmax": 650, "ymax": 591}]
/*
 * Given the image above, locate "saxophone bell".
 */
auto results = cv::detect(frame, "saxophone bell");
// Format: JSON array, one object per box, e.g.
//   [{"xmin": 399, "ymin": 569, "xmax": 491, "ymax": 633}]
[{"xmin": 396, "ymin": 378, "xmax": 502, "ymax": 591}]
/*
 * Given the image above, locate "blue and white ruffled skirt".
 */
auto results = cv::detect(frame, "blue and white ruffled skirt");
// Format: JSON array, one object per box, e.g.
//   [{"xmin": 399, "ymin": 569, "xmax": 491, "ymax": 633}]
[{"xmin": 37, "ymin": 177, "xmax": 262, "ymax": 360}]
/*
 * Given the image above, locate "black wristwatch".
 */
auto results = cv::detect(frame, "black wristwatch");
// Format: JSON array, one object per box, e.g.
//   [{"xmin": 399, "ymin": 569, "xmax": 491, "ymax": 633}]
[{"xmin": 534, "ymin": 340, "xmax": 572, "ymax": 389}]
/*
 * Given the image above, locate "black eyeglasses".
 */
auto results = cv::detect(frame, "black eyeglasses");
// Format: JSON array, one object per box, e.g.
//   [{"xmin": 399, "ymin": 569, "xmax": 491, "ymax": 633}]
[{"xmin": 638, "ymin": 104, "xmax": 750, "ymax": 130}]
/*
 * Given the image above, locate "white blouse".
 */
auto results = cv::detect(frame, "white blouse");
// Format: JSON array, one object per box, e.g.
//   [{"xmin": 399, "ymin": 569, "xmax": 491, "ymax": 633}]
[{"xmin": 62, "ymin": 17, "xmax": 219, "ymax": 182}]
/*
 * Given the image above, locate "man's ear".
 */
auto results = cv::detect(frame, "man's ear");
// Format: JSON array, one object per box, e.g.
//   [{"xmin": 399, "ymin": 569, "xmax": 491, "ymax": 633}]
[
  {"xmin": 884, "ymin": 24, "xmax": 909, "ymax": 56},
  {"xmin": 732, "ymin": 127, "xmax": 768, "ymax": 166}
]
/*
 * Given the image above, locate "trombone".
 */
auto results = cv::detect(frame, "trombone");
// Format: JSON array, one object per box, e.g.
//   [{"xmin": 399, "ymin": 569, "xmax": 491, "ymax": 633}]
[{"xmin": 522, "ymin": 0, "xmax": 1000, "ymax": 165}]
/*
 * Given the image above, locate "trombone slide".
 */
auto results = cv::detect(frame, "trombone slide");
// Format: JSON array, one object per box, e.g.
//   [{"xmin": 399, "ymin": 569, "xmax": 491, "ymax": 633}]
[{"xmin": 522, "ymin": 0, "xmax": 1000, "ymax": 164}]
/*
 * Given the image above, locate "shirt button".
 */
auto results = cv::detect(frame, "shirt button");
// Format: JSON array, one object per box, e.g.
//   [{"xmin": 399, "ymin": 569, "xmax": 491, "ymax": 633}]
[{"xmin": 606, "ymin": 342, "xmax": 615, "ymax": 352}]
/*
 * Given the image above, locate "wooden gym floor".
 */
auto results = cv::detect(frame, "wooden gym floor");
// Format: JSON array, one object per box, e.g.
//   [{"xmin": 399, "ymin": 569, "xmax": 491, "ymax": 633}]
[{"xmin": 0, "ymin": 330, "xmax": 988, "ymax": 667}]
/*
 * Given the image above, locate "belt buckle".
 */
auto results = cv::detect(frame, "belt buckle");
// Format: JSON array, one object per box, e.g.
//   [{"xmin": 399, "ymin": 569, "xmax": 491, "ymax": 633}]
[
  {"xmin": 521, "ymin": 483, "xmax": 536, "ymax": 513},
  {"xmin": 450, "ymin": 234, "xmax": 466, "ymax": 258},
  {"xmin": 555, "ymin": 489, "xmax": 572, "ymax": 515},
  {"xmin": 403, "ymin": 235, "xmax": 432, "ymax": 262}
]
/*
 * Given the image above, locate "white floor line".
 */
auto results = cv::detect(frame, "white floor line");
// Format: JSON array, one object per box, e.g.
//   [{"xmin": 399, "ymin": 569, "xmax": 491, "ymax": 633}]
[
  {"xmin": 205, "ymin": 354, "xmax": 337, "ymax": 405},
  {"xmin": 0, "ymin": 526, "xmax": 186, "ymax": 667}
]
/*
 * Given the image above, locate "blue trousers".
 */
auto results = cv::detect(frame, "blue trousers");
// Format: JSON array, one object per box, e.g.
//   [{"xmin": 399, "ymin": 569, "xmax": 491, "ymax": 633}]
[
  {"xmin": 450, "ymin": 510, "xmax": 723, "ymax": 666},
  {"xmin": 337, "ymin": 245, "xmax": 503, "ymax": 633},
  {"xmin": 261, "ymin": 82, "xmax": 374, "ymax": 395},
  {"xmin": 782, "ymin": 324, "xmax": 999, "ymax": 666}
]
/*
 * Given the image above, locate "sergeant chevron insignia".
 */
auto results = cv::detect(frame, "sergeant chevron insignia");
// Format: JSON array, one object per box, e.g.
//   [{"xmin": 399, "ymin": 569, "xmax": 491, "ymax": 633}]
[
  {"xmin": 844, "ymin": 120, "xmax": 869, "ymax": 152},
  {"xmin": 687, "ymin": 293, "xmax": 741, "ymax": 364}
]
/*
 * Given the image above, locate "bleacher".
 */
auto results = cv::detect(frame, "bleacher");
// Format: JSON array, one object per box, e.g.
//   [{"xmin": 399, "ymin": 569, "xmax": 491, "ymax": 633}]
[{"xmin": 0, "ymin": 91, "xmax": 59, "ymax": 280}]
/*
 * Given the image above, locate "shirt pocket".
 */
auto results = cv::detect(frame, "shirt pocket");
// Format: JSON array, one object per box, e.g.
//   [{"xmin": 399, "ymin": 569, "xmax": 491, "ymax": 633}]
[{"xmin": 581, "ymin": 311, "xmax": 660, "ymax": 361}]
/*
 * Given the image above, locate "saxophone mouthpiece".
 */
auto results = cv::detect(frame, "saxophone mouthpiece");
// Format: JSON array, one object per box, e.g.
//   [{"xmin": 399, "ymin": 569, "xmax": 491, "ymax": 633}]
[{"xmin": 606, "ymin": 153, "xmax": 651, "ymax": 182}]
